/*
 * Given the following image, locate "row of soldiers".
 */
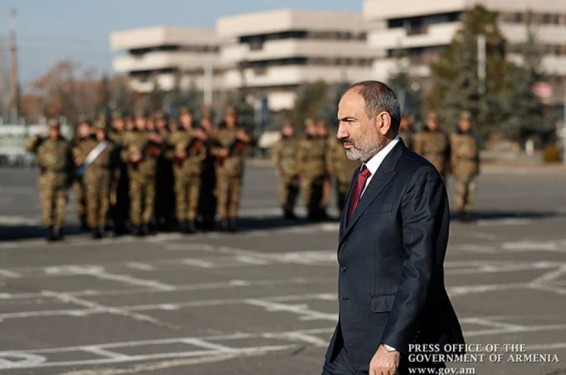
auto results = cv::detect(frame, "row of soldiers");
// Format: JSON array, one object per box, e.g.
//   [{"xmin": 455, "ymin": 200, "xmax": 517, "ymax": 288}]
[
  {"xmin": 272, "ymin": 110, "xmax": 480, "ymax": 223},
  {"xmin": 273, "ymin": 119, "xmax": 360, "ymax": 221},
  {"xmin": 26, "ymin": 108, "xmax": 250, "ymax": 241},
  {"xmin": 399, "ymin": 110, "xmax": 481, "ymax": 220}
]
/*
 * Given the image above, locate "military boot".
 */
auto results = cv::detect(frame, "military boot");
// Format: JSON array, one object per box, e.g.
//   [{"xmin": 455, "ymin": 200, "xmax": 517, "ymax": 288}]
[
  {"xmin": 186, "ymin": 220, "xmax": 197, "ymax": 234},
  {"xmin": 46, "ymin": 226, "xmax": 55, "ymax": 242},
  {"xmin": 228, "ymin": 217, "xmax": 238, "ymax": 233}
]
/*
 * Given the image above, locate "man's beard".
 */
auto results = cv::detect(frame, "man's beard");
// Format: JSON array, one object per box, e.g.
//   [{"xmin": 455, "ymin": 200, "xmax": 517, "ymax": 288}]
[{"xmin": 344, "ymin": 136, "xmax": 386, "ymax": 162}]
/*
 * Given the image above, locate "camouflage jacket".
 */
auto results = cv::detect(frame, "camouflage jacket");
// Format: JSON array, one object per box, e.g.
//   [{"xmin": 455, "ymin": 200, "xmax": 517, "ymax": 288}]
[{"xmin": 272, "ymin": 136, "xmax": 300, "ymax": 177}]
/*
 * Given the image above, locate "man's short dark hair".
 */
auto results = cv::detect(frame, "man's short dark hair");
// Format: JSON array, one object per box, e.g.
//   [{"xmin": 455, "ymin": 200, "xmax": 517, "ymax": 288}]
[{"xmin": 346, "ymin": 80, "xmax": 401, "ymax": 134}]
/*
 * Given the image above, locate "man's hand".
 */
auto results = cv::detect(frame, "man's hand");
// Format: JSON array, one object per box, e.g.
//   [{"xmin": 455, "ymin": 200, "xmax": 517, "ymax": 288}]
[{"xmin": 369, "ymin": 345, "xmax": 400, "ymax": 375}]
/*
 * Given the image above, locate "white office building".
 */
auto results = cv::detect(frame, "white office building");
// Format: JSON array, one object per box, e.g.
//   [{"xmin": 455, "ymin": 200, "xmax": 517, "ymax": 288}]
[
  {"xmin": 217, "ymin": 9, "xmax": 374, "ymax": 110},
  {"xmin": 364, "ymin": 0, "xmax": 566, "ymax": 84},
  {"xmin": 110, "ymin": 26, "xmax": 223, "ymax": 100}
]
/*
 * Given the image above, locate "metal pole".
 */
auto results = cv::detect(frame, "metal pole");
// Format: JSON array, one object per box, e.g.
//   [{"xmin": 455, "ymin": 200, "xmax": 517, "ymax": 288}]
[
  {"xmin": 477, "ymin": 34, "xmax": 486, "ymax": 95},
  {"xmin": 204, "ymin": 63, "xmax": 213, "ymax": 109},
  {"xmin": 563, "ymin": 83, "xmax": 566, "ymax": 163}
]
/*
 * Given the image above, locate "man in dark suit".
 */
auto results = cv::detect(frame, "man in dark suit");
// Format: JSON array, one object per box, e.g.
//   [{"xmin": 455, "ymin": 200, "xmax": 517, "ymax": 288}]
[{"xmin": 322, "ymin": 81, "xmax": 465, "ymax": 375}]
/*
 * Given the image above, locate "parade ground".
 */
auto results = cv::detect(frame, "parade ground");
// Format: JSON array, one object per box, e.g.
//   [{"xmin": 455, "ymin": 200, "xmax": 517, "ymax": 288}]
[{"xmin": 0, "ymin": 162, "xmax": 565, "ymax": 375}]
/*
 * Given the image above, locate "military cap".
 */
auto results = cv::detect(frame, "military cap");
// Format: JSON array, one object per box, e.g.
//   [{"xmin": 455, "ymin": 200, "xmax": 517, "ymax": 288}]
[
  {"xmin": 94, "ymin": 119, "xmax": 107, "ymax": 131},
  {"xmin": 47, "ymin": 119, "xmax": 60, "ymax": 129},
  {"xmin": 225, "ymin": 106, "xmax": 237, "ymax": 116},
  {"xmin": 112, "ymin": 111, "xmax": 123, "ymax": 120},
  {"xmin": 179, "ymin": 106, "xmax": 193, "ymax": 115},
  {"xmin": 460, "ymin": 110, "xmax": 472, "ymax": 120}
]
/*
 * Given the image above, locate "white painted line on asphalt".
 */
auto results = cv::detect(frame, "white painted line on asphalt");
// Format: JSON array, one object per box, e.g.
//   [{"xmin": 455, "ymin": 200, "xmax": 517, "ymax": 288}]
[
  {"xmin": 41, "ymin": 290, "xmax": 179, "ymax": 330},
  {"xmin": 477, "ymin": 218, "xmax": 531, "ymax": 226},
  {"xmin": 81, "ymin": 347, "xmax": 130, "ymax": 360},
  {"xmin": 125, "ymin": 262, "xmax": 155, "ymax": 271},
  {"xmin": 181, "ymin": 258, "xmax": 214, "ymax": 268},
  {"xmin": 181, "ymin": 338, "xmax": 236, "ymax": 353},
  {"xmin": 0, "ymin": 269, "xmax": 21, "ymax": 278},
  {"xmin": 245, "ymin": 298, "xmax": 336, "ymax": 321}
]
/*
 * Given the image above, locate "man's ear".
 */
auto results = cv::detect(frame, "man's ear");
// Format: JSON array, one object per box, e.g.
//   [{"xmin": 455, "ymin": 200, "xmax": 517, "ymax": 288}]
[{"xmin": 376, "ymin": 112, "xmax": 391, "ymax": 136}]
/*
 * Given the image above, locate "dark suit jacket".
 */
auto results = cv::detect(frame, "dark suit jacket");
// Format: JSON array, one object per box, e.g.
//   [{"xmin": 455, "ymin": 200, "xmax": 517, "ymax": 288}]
[{"xmin": 325, "ymin": 140, "xmax": 465, "ymax": 371}]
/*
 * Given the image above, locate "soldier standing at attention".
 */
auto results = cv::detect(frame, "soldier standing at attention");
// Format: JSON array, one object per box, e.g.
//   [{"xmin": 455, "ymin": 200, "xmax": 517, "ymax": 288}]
[
  {"xmin": 154, "ymin": 111, "xmax": 176, "ymax": 231},
  {"xmin": 108, "ymin": 112, "xmax": 130, "ymax": 235},
  {"xmin": 298, "ymin": 120, "xmax": 328, "ymax": 221},
  {"xmin": 212, "ymin": 108, "xmax": 251, "ymax": 232},
  {"xmin": 326, "ymin": 132, "xmax": 360, "ymax": 216},
  {"xmin": 122, "ymin": 113, "xmax": 162, "ymax": 236},
  {"xmin": 398, "ymin": 114, "xmax": 415, "ymax": 149},
  {"xmin": 26, "ymin": 119, "xmax": 72, "ymax": 241},
  {"xmin": 72, "ymin": 118, "xmax": 95, "ymax": 231},
  {"xmin": 197, "ymin": 115, "xmax": 218, "ymax": 231},
  {"xmin": 272, "ymin": 123, "xmax": 300, "ymax": 220},
  {"xmin": 169, "ymin": 108, "xmax": 207, "ymax": 234},
  {"xmin": 84, "ymin": 120, "xmax": 119, "ymax": 238},
  {"xmin": 414, "ymin": 111, "xmax": 451, "ymax": 179},
  {"xmin": 451, "ymin": 111, "xmax": 480, "ymax": 221}
]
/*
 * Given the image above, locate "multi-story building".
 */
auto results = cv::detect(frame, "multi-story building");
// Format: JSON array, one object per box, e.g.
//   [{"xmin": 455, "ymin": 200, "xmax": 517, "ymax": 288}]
[
  {"xmin": 110, "ymin": 26, "xmax": 223, "ymax": 103},
  {"xmin": 217, "ymin": 9, "xmax": 374, "ymax": 110},
  {"xmin": 364, "ymin": 0, "xmax": 566, "ymax": 85}
]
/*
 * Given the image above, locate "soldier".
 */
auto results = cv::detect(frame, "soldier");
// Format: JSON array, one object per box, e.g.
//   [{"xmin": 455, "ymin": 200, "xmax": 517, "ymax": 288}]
[
  {"xmin": 154, "ymin": 111, "xmax": 176, "ymax": 231},
  {"xmin": 71, "ymin": 119, "xmax": 95, "ymax": 231},
  {"xmin": 212, "ymin": 108, "xmax": 251, "ymax": 232},
  {"xmin": 197, "ymin": 114, "xmax": 218, "ymax": 231},
  {"xmin": 399, "ymin": 114, "xmax": 415, "ymax": 149},
  {"xmin": 169, "ymin": 109, "xmax": 207, "ymax": 233},
  {"xmin": 298, "ymin": 119, "xmax": 328, "ymax": 220},
  {"xmin": 326, "ymin": 133, "xmax": 360, "ymax": 216},
  {"xmin": 317, "ymin": 120, "xmax": 332, "ymax": 220},
  {"xmin": 108, "ymin": 112, "xmax": 130, "ymax": 235},
  {"xmin": 414, "ymin": 111, "xmax": 451, "ymax": 179},
  {"xmin": 25, "ymin": 119, "xmax": 72, "ymax": 241},
  {"xmin": 122, "ymin": 113, "xmax": 162, "ymax": 236},
  {"xmin": 83, "ymin": 120, "xmax": 120, "ymax": 238},
  {"xmin": 272, "ymin": 123, "xmax": 300, "ymax": 220},
  {"xmin": 451, "ymin": 111, "xmax": 480, "ymax": 221}
]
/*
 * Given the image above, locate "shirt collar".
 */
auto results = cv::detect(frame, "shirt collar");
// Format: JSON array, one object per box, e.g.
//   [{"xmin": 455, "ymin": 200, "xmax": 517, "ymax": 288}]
[{"xmin": 362, "ymin": 136, "xmax": 400, "ymax": 176}]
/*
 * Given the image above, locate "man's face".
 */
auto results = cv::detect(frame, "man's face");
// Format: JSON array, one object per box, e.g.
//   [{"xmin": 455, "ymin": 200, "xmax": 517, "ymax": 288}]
[
  {"xmin": 78, "ymin": 123, "xmax": 91, "ymax": 138},
  {"xmin": 337, "ymin": 90, "xmax": 387, "ymax": 162},
  {"xmin": 225, "ymin": 114, "xmax": 237, "ymax": 128},
  {"xmin": 459, "ymin": 117, "xmax": 472, "ymax": 132},
  {"xmin": 135, "ymin": 116, "xmax": 146, "ymax": 130},
  {"xmin": 180, "ymin": 113, "xmax": 193, "ymax": 128},
  {"xmin": 49, "ymin": 127, "xmax": 59, "ymax": 139},
  {"xmin": 282, "ymin": 125, "xmax": 294, "ymax": 137},
  {"xmin": 426, "ymin": 114, "xmax": 439, "ymax": 131},
  {"xmin": 113, "ymin": 119, "xmax": 125, "ymax": 131}
]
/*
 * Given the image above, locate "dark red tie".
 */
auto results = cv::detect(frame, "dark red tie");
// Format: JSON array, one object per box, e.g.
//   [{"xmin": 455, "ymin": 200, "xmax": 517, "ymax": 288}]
[{"xmin": 347, "ymin": 165, "xmax": 372, "ymax": 221}]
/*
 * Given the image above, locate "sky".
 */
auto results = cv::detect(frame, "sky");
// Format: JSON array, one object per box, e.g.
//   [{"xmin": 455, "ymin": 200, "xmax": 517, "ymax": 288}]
[{"xmin": 0, "ymin": 0, "xmax": 362, "ymax": 88}]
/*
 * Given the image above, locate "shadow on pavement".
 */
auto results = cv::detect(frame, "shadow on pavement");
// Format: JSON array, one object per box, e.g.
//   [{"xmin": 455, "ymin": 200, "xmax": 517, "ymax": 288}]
[{"xmin": 451, "ymin": 210, "xmax": 561, "ymax": 223}]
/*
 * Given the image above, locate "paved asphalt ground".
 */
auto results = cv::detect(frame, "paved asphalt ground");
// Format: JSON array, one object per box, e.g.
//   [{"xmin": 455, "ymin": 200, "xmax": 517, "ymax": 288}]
[{"xmin": 0, "ymin": 162, "xmax": 566, "ymax": 375}]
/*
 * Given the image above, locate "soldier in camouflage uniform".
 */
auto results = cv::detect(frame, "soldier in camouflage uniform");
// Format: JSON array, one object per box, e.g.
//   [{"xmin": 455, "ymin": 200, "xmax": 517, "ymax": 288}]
[
  {"xmin": 272, "ymin": 123, "xmax": 300, "ymax": 220},
  {"xmin": 108, "ymin": 112, "xmax": 130, "ymax": 235},
  {"xmin": 414, "ymin": 111, "xmax": 451, "ymax": 179},
  {"xmin": 326, "ymin": 133, "xmax": 360, "ymax": 216},
  {"xmin": 122, "ymin": 113, "xmax": 162, "ymax": 236},
  {"xmin": 83, "ymin": 120, "xmax": 120, "ymax": 238},
  {"xmin": 154, "ymin": 111, "xmax": 176, "ymax": 231},
  {"xmin": 398, "ymin": 114, "xmax": 415, "ymax": 149},
  {"xmin": 25, "ymin": 119, "xmax": 72, "ymax": 241},
  {"xmin": 72, "ymin": 119, "xmax": 94, "ymax": 231},
  {"xmin": 451, "ymin": 111, "xmax": 480, "ymax": 221},
  {"xmin": 197, "ymin": 115, "xmax": 218, "ymax": 231},
  {"xmin": 298, "ymin": 120, "xmax": 328, "ymax": 221},
  {"xmin": 169, "ymin": 109, "xmax": 207, "ymax": 233},
  {"xmin": 212, "ymin": 108, "xmax": 251, "ymax": 232}
]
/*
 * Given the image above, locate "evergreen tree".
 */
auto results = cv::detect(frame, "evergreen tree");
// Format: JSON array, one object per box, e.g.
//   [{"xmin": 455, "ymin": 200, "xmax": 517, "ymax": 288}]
[
  {"xmin": 426, "ymin": 5, "xmax": 508, "ymax": 137},
  {"xmin": 502, "ymin": 12, "xmax": 553, "ymax": 145}
]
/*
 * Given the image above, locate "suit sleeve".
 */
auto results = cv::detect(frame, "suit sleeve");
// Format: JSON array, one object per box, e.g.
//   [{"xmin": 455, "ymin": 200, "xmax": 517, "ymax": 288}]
[{"xmin": 380, "ymin": 166, "xmax": 450, "ymax": 353}]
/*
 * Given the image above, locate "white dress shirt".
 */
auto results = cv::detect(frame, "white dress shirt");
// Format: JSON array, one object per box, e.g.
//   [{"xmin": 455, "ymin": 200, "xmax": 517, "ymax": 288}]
[{"xmin": 360, "ymin": 136, "xmax": 400, "ymax": 197}]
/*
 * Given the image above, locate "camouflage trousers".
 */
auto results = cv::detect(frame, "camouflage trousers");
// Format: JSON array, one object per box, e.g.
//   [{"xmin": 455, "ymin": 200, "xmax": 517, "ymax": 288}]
[
  {"xmin": 175, "ymin": 175, "xmax": 201, "ymax": 221},
  {"xmin": 128, "ymin": 171, "xmax": 155, "ymax": 226},
  {"xmin": 39, "ymin": 174, "xmax": 68, "ymax": 228},
  {"xmin": 301, "ymin": 175, "xmax": 325, "ymax": 214},
  {"xmin": 215, "ymin": 174, "xmax": 242, "ymax": 220},
  {"xmin": 454, "ymin": 175, "xmax": 477, "ymax": 213},
  {"xmin": 278, "ymin": 174, "xmax": 299, "ymax": 212},
  {"xmin": 73, "ymin": 178, "xmax": 87, "ymax": 219},
  {"xmin": 85, "ymin": 170, "xmax": 110, "ymax": 230},
  {"xmin": 336, "ymin": 178, "xmax": 352, "ymax": 214}
]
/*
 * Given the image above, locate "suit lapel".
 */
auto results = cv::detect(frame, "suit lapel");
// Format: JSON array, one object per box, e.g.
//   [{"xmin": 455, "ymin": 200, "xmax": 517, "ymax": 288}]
[
  {"xmin": 339, "ymin": 141, "xmax": 406, "ymax": 246},
  {"xmin": 339, "ymin": 168, "xmax": 360, "ymax": 239}
]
